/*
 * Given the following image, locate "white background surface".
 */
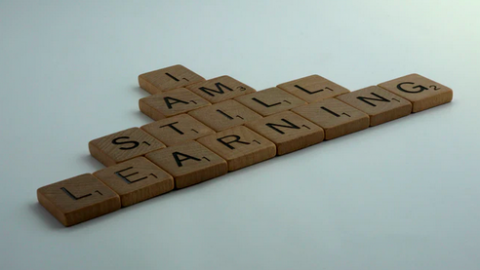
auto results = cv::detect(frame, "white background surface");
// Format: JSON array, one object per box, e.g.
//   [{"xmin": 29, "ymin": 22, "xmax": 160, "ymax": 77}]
[{"xmin": 1, "ymin": 1, "xmax": 479, "ymax": 269}]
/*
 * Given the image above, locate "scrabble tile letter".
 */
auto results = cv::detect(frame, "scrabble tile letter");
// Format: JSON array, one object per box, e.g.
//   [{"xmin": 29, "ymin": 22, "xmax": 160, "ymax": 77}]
[
  {"xmin": 139, "ymin": 88, "xmax": 211, "ymax": 120},
  {"xmin": 189, "ymin": 100, "xmax": 262, "ymax": 132},
  {"xmin": 277, "ymin": 75, "xmax": 350, "ymax": 103},
  {"xmin": 292, "ymin": 99, "xmax": 369, "ymax": 140},
  {"xmin": 141, "ymin": 114, "xmax": 215, "ymax": 146},
  {"xmin": 93, "ymin": 157, "xmax": 174, "ymax": 207},
  {"xmin": 187, "ymin": 75, "xmax": 256, "ymax": 103},
  {"xmin": 146, "ymin": 142, "xmax": 227, "ymax": 189},
  {"xmin": 37, "ymin": 174, "xmax": 120, "ymax": 226},
  {"xmin": 235, "ymin": 87, "xmax": 306, "ymax": 116},
  {"xmin": 336, "ymin": 86, "xmax": 412, "ymax": 126},
  {"xmin": 197, "ymin": 126, "xmax": 276, "ymax": 171},
  {"xmin": 139, "ymin": 65, "xmax": 205, "ymax": 94},
  {"xmin": 378, "ymin": 73, "xmax": 453, "ymax": 112},
  {"xmin": 246, "ymin": 111, "xmax": 324, "ymax": 155},
  {"xmin": 89, "ymin": 127, "xmax": 165, "ymax": 166}
]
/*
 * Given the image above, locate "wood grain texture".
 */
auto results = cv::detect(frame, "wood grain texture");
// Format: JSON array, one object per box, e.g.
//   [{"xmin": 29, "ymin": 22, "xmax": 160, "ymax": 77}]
[
  {"xmin": 188, "ymin": 100, "xmax": 262, "ymax": 132},
  {"xmin": 145, "ymin": 141, "xmax": 228, "ymax": 189},
  {"xmin": 234, "ymin": 87, "xmax": 306, "ymax": 116},
  {"xmin": 245, "ymin": 111, "xmax": 324, "ymax": 155},
  {"xmin": 292, "ymin": 98, "xmax": 370, "ymax": 140},
  {"xmin": 197, "ymin": 126, "xmax": 276, "ymax": 171},
  {"xmin": 378, "ymin": 73, "xmax": 453, "ymax": 112},
  {"xmin": 138, "ymin": 65, "xmax": 205, "ymax": 94},
  {"xmin": 37, "ymin": 174, "xmax": 120, "ymax": 227},
  {"xmin": 89, "ymin": 127, "xmax": 165, "ymax": 166},
  {"xmin": 141, "ymin": 114, "xmax": 215, "ymax": 146},
  {"xmin": 186, "ymin": 75, "xmax": 256, "ymax": 103},
  {"xmin": 93, "ymin": 157, "xmax": 174, "ymax": 207},
  {"xmin": 277, "ymin": 74, "xmax": 350, "ymax": 103},
  {"xmin": 139, "ymin": 88, "xmax": 211, "ymax": 121},
  {"xmin": 336, "ymin": 86, "xmax": 412, "ymax": 126}
]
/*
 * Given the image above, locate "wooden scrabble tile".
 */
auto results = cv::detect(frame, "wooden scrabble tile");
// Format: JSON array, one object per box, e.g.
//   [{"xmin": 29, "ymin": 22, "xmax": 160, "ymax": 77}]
[
  {"xmin": 234, "ymin": 87, "xmax": 306, "ymax": 116},
  {"xmin": 89, "ymin": 127, "xmax": 165, "ymax": 166},
  {"xmin": 336, "ymin": 86, "xmax": 412, "ymax": 126},
  {"xmin": 245, "ymin": 111, "xmax": 324, "ymax": 155},
  {"xmin": 378, "ymin": 73, "xmax": 453, "ymax": 112},
  {"xmin": 186, "ymin": 75, "xmax": 256, "ymax": 103},
  {"xmin": 93, "ymin": 157, "xmax": 174, "ymax": 207},
  {"xmin": 139, "ymin": 65, "xmax": 205, "ymax": 94},
  {"xmin": 188, "ymin": 100, "xmax": 262, "ymax": 132},
  {"xmin": 197, "ymin": 126, "xmax": 276, "ymax": 171},
  {"xmin": 277, "ymin": 75, "xmax": 350, "ymax": 103},
  {"xmin": 37, "ymin": 174, "xmax": 120, "ymax": 227},
  {"xmin": 141, "ymin": 114, "xmax": 215, "ymax": 146},
  {"xmin": 139, "ymin": 88, "xmax": 211, "ymax": 121},
  {"xmin": 146, "ymin": 141, "xmax": 227, "ymax": 189},
  {"xmin": 292, "ymin": 98, "xmax": 369, "ymax": 140}
]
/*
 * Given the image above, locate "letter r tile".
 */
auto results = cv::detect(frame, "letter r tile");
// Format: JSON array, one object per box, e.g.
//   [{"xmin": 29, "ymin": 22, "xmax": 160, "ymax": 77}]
[
  {"xmin": 197, "ymin": 126, "xmax": 276, "ymax": 171},
  {"xmin": 93, "ymin": 157, "xmax": 174, "ymax": 207},
  {"xmin": 145, "ymin": 141, "xmax": 228, "ymax": 189}
]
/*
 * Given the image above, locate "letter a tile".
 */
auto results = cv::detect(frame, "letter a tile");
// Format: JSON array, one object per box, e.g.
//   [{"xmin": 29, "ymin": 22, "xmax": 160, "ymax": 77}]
[
  {"xmin": 89, "ymin": 127, "xmax": 166, "ymax": 166},
  {"xmin": 235, "ymin": 87, "xmax": 306, "ymax": 116},
  {"xmin": 139, "ymin": 65, "xmax": 205, "ymax": 94},
  {"xmin": 139, "ymin": 88, "xmax": 211, "ymax": 120},
  {"xmin": 146, "ymin": 141, "xmax": 228, "ymax": 189},
  {"xmin": 37, "ymin": 174, "xmax": 120, "ymax": 226},
  {"xmin": 246, "ymin": 111, "xmax": 324, "ymax": 155},
  {"xmin": 336, "ymin": 86, "xmax": 412, "ymax": 126},
  {"xmin": 186, "ymin": 75, "xmax": 256, "ymax": 103},
  {"xmin": 277, "ymin": 75, "xmax": 350, "ymax": 103},
  {"xmin": 292, "ymin": 99, "xmax": 369, "ymax": 140},
  {"xmin": 197, "ymin": 126, "xmax": 276, "ymax": 171},
  {"xmin": 378, "ymin": 73, "xmax": 453, "ymax": 112},
  {"xmin": 141, "ymin": 114, "xmax": 215, "ymax": 146},
  {"xmin": 93, "ymin": 157, "xmax": 174, "ymax": 207}
]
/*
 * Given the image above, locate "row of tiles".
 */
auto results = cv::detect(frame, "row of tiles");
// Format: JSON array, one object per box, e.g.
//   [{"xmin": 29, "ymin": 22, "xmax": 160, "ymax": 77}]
[
  {"xmin": 37, "ymin": 67, "xmax": 453, "ymax": 227},
  {"xmin": 138, "ymin": 65, "xmax": 452, "ymax": 114}
]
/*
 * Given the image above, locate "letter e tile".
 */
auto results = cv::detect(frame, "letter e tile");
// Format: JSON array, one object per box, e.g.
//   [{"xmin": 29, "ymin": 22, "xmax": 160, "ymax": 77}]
[{"xmin": 93, "ymin": 157, "xmax": 174, "ymax": 207}]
